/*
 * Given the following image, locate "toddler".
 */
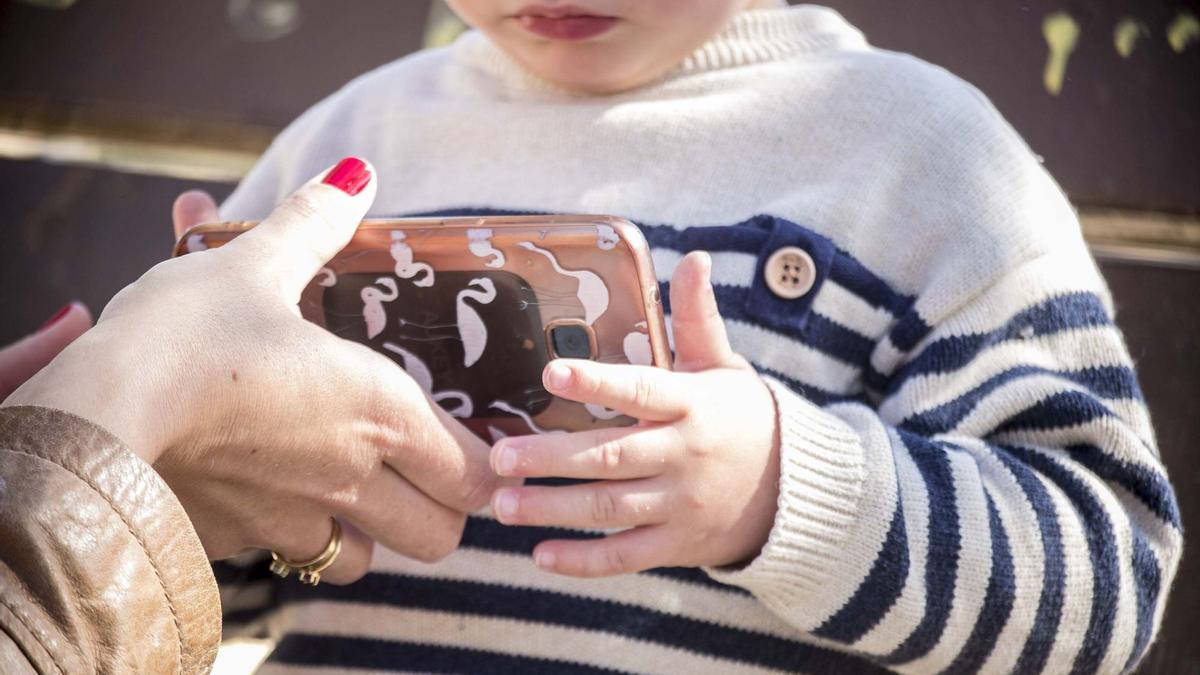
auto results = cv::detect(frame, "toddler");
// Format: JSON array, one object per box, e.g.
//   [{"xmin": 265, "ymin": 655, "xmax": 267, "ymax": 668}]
[{"xmin": 216, "ymin": 1, "xmax": 1181, "ymax": 672}]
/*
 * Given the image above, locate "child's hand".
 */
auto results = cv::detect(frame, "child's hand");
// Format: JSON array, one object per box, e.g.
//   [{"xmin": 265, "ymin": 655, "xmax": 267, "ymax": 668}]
[{"xmin": 489, "ymin": 252, "xmax": 781, "ymax": 577}]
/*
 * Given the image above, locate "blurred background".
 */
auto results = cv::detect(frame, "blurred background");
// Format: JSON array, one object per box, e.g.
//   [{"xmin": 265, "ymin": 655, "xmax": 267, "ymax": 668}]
[{"xmin": 0, "ymin": 0, "xmax": 1196, "ymax": 671}]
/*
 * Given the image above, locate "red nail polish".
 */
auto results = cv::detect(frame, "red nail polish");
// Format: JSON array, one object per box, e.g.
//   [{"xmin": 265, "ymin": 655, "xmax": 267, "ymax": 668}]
[
  {"xmin": 322, "ymin": 157, "xmax": 372, "ymax": 196},
  {"xmin": 38, "ymin": 302, "xmax": 74, "ymax": 333}
]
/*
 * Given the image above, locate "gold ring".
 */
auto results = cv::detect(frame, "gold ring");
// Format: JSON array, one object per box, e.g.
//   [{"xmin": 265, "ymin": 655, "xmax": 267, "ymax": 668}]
[{"xmin": 269, "ymin": 519, "xmax": 342, "ymax": 586}]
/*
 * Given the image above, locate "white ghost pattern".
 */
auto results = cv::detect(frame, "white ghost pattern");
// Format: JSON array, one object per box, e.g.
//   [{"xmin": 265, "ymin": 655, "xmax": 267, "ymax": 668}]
[
  {"xmin": 517, "ymin": 241, "xmax": 609, "ymax": 325},
  {"xmin": 381, "ymin": 342, "xmax": 474, "ymax": 418},
  {"xmin": 315, "ymin": 267, "xmax": 338, "ymax": 287},
  {"xmin": 185, "ymin": 234, "xmax": 208, "ymax": 252},
  {"xmin": 490, "ymin": 400, "xmax": 565, "ymax": 435},
  {"xmin": 456, "ymin": 277, "xmax": 498, "ymax": 367},
  {"xmin": 467, "ymin": 228, "xmax": 506, "ymax": 268},
  {"xmin": 596, "ymin": 224, "xmax": 619, "ymax": 251},
  {"xmin": 585, "ymin": 403, "xmax": 623, "ymax": 420},
  {"xmin": 361, "ymin": 277, "xmax": 399, "ymax": 339},
  {"xmin": 390, "ymin": 230, "xmax": 434, "ymax": 287},
  {"xmin": 623, "ymin": 321, "xmax": 653, "ymax": 366}
]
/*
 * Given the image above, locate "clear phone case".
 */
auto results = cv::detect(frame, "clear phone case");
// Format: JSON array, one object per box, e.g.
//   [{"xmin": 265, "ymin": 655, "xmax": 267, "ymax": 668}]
[{"xmin": 174, "ymin": 215, "xmax": 671, "ymax": 441}]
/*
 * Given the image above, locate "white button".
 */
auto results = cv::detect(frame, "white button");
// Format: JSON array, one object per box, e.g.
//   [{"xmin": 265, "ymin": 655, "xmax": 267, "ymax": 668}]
[{"xmin": 764, "ymin": 246, "xmax": 816, "ymax": 299}]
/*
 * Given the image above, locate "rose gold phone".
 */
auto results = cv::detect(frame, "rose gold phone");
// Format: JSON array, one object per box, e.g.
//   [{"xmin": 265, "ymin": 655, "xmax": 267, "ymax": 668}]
[{"xmin": 174, "ymin": 215, "xmax": 670, "ymax": 441}]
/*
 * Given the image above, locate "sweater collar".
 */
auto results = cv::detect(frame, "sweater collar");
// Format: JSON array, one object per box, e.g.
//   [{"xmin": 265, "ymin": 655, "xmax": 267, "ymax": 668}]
[{"xmin": 453, "ymin": 5, "xmax": 867, "ymax": 96}]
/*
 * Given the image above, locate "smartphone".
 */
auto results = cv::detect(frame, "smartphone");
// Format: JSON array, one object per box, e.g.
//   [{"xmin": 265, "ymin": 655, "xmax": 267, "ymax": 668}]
[{"xmin": 174, "ymin": 215, "xmax": 671, "ymax": 440}]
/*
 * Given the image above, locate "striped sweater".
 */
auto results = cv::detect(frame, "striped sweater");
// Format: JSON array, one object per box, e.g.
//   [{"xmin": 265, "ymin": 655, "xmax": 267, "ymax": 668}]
[{"xmin": 216, "ymin": 7, "xmax": 1182, "ymax": 673}]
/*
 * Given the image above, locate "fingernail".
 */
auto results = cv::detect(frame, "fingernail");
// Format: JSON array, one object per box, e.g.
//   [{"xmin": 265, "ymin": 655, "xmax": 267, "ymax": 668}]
[
  {"xmin": 322, "ymin": 157, "xmax": 372, "ymax": 196},
  {"xmin": 546, "ymin": 363, "xmax": 572, "ymax": 390},
  {"xmin": 496, "ymin": 445, "xmax": 519, "ymax": 475},
  {"xmin": 535, "ymin": 550, "xmax": 556, "ymax": 570},
  {"xmin": 494, "ymin": 490, "xmax": 519, "ymax": 521},
  {"xmin": 38, "ymin": 302, "xmax": 75, "ymax": 333}
]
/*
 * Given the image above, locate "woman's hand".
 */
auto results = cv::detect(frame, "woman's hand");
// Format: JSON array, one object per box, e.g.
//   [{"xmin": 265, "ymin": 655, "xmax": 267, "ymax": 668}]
[
  {"xmin": 488, "ymin": 252, "xmax": 783, "ymax": 577},
  {"xmin": 0, "ymin": 302, "xmax": 92, "ymax": 400},
  {"xmin": 4, "ymin": 158, "xmax": 502, "ymax": 583}
]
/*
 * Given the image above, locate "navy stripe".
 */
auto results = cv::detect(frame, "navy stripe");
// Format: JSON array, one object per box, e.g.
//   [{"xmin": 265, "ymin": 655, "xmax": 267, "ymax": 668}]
[
  {"xmin": 883, "ymin": 433, "xmax": 960, "ymax": 666},
  {"xmin": 270, "ymin": 634, "xmax": 619, "ymax": 674},
  {"xmin": 991, "ymin": 447, "xmax": 1064, "ymax": 675},
  {"xmin": 901, "ymin": 365, "xmax": 1141, "ymax": 437},
  {"xmin": 828, "ymin": 252, "xmax": 913, "ymax": 316},
  {"xmin": 212, "ymin": 558, "xmax": 273, "ymax": 585},
  {"xmin": 459, "ymin": 516, "xmax": 747, "ymax": 595},
  {"xmin": 640, "ymin": 221, "xmax": 765, "ymax": 255},
  {"xmin": 994, "ymin": 390, "xmax": 1113, "ymax": 435},
  {"xmin": 1065, "ymin": 444, "xmax": 1180, "ymax": 529},
  {"xmin": 814, "ymin": 499, "xmax": 909, "ymax": 644},
  {"xmin": 752, "ymin": 363, "xmax": 867, "ymax": 407},
  {"xmin": 661, "ymin": 281, "xmax": 876, "ymax": 369},
  {"xmin": 274, "ymin": 574, "xmax": 891, "ymax": 673},
  {"xmin": 1124, "ymin": 533, "xmax": 1163, "ymax": 671},
  {"xmin": 941, "ymin": 492, "xmax": 1015, "ymax": 674},
  {"xmin": 1003, "ymin": 445, "xmax": 1120, "ymax": 675},
  {"xmin": 889, "ymin": 311, "xmax": 933, "ymax": 352},
  {"xmin": 885, "ymin": 292, "xmax": 1112, "ymax": 395}
]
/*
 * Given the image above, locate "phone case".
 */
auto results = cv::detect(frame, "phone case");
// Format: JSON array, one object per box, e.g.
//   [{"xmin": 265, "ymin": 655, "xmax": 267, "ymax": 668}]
[{"xmin": 174, "ymin": 215, "xmax": 671, "ymax": 441}]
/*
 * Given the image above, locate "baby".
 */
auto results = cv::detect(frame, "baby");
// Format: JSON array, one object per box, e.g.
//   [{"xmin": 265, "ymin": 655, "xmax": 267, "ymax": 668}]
[{"xmin": 213, "ymin": 1, "xmax": 1181, "ymax": 672}]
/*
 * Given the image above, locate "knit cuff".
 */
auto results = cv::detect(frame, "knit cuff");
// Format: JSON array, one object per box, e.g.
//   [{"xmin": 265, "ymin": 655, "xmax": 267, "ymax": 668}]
[{"xmin": 703, "ymin": 377, "xmax": 865, "ymax": 608}]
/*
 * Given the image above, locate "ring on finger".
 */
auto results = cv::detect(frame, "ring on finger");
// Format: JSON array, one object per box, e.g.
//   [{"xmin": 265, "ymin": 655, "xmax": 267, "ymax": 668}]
[{"xmin": 269, "ymin": 518, "xmax": 343, "ymax": 586}]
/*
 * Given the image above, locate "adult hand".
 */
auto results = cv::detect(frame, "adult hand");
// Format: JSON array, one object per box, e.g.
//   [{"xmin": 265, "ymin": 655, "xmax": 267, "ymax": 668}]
[
  {"xmin": 4, "ymin": 157, "xmax": 502, "ymax": 583},
  {"xmin": 0, "ymin": 302, "xmax": 93, "ymax": 400}
]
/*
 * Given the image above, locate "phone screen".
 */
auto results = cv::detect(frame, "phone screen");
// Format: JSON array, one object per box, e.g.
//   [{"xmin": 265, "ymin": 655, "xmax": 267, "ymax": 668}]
[{"xmin": 321, "ymin": 270, "xmax": 553, "ymax": 416}]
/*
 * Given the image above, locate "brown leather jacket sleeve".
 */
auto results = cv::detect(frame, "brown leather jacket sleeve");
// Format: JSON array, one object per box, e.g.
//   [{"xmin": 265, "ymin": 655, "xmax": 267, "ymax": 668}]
[{"xmin": 0, "ymin": 407, "xmax": 220, "ymax": 674}]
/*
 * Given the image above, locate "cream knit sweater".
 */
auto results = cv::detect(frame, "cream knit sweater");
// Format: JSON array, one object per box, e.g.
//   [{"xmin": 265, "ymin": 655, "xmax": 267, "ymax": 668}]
[{"xmin": 218, "ymin": 6, "xmax": 1180, "ymax": 673}]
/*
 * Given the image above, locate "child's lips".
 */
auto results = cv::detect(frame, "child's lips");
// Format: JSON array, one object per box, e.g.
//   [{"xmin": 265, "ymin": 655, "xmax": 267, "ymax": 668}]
[{"xmin": 513, "ymin": 6, "xmax": 618, "ymax": 41}]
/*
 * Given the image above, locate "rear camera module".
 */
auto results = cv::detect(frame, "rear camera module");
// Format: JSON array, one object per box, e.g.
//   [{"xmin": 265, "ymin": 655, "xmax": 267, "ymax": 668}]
[{"xmin": 549, "ymin": 323, "xmax": 595, "ymax": 359}]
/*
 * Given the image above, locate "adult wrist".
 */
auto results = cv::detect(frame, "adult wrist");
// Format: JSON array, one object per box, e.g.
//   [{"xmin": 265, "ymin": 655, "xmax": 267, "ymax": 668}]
[{"xmin": 2, "ymin": 328, "xmax": 173, "ymax": 464}]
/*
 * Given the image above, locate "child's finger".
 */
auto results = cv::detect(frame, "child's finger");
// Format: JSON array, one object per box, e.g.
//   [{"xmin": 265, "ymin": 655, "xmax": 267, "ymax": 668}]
[
  {"xmin": 669, "ymin": 251, "xmax": 738, "ymax": 373},
  {"xmin": 492, "ymin": 480, "xmax": 669, "ymax": 529},
  {"xmin": 491, "ymin": 426, "xmax": 680, "ymax": 480},
  {"xmin": 532, "ymin": 526, "xmax": 668, "ymax": 578},
  {"xmin": 543, "ymin": 359, "xmax": 686, "ymax": 422}
]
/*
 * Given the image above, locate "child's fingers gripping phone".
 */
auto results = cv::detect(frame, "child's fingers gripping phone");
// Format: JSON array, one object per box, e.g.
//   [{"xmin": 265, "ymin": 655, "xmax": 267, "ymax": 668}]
[{"xmin": 173, "ymin": 215, "xmax": 671, "ymax": 441}]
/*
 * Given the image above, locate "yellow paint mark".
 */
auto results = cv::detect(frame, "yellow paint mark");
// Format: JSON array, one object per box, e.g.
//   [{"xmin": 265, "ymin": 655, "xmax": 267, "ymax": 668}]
[
  {"xmin": 1043, "ymin": 12, "xmax": 1081, "ymax": 96},
  {"xmin": 423, "ymin": 0, "xmax": 468, "ymax": 50},
  {"xmin": 1114, "ymin": 18, "xmax": 1149, "ymax": 58},
  {"xmin": 1167, "ymin": 11, "xmax": 1199, "ymax": 53}
]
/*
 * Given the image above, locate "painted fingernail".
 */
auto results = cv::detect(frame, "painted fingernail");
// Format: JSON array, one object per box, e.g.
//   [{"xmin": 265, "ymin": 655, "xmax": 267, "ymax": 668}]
[
  {"xmin": 494, "ymin": 490, "xmax": 519, "ymax": 521},
  {"xmin": 322, "ymin": 157, "xmax": 372, "ymax": 196},
  {"xmin": 496, "ymin": 445, "xmax": 519, "ymax": 475},
  {"xmin": 546, "ymin": 363, "xmax": 572, "ymax": 390},
  {"xmin": 535, "ymin": 550, "xmax": 556, "ymax": 570},
  {"xmin": 37, "ymin": 302, "xmax": 75, "ymax": 333}
]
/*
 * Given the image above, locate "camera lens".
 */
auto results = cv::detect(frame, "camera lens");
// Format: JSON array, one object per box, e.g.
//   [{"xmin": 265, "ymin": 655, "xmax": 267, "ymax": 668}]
[{"xmin": 550, "ymin": 324, "xmax": 594, "ymax": 359}]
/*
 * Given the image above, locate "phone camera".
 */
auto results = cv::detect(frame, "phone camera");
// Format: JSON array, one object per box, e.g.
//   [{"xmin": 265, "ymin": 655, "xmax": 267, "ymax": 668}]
[{"xmin": 549, "ymin": 323, "xmax": 594, "ymax": 360}]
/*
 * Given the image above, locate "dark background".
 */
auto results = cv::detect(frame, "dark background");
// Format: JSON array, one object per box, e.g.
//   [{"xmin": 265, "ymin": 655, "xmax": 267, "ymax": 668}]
[{"xmin": 0, "ymin": 1, "xmax": 1196, "ymax": 671}]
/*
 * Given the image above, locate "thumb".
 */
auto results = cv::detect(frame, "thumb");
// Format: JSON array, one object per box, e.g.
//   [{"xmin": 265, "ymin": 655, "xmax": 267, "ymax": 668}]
[
  {"xmin": 0, "ymin": 302, "xmax": 93, "ymax": 400},
  {"xmin": 224, "ymin": 156, "xmax": 377, "ymax": 299},
  {"xmin": 171, "ymin": 190, "xmax": 220, "ymax": 240},
  {"xmin": 668, "ymin": 252, "xmax": 739, "ymax": 373}
]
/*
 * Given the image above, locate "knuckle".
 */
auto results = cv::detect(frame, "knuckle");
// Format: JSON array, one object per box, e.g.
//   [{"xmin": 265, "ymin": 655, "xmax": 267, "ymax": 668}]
[
  {"xmin": 459, "ymin": 465, "xmax": 498, "ymax": 512},
  {"xmin": 413, "ymin": 513, "xmax": 466, "ymax": 562},
  {"xmin": 595, "ymin": 437, "xmax": 624, "ymax": 471},
  {"xmin": 603, "ymin": 545, "xmax": 630, "ymax": 575},
  {"xmin": 590, "ymin": 486, "xmax": 620, "ymax": 525},
  {"xmin": 630, "ymin": 375, "xmax": 656, "ymax": 410}
]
